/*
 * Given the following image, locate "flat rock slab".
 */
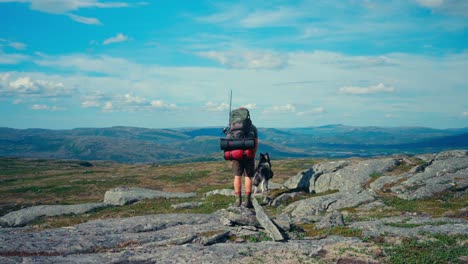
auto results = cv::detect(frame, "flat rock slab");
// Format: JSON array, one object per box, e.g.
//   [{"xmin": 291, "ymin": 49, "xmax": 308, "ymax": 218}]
[
  {"xmin": 104, "ymin": 187, "xmax": 196, "ymax": 205},
  {"xmin": 0, "ymin": 203, "xmax": 107, "ymax": 227},
  {"xmin": 205, "ymin": 189, "xmax": 235, "ymax": 197},
  {"xmin": 283, "ymin": 190, "xmax": 375, "ymax": 223},
  {"xmin": 350, "ymin": 216, "xmax": 468, "ymax": 237},
  {"xmin": 0, "ymin": 213, "xmax": 225, "ymax": 256},
  {"xmin": 171, "ymin": 202, "xmax": 204, "ymax": 209},
  {"xmin": 370, "ymin": 150, "xmax": 468, "ymax": 200},
  {"xmin": 3, "ymin": 236, "xmax": 359, "ymax": 263},
  {"xmin": 220, "ymin": 206, "xmax": 260, "ymax": 227},
  {"xmin": 252, "ymin": 198, "xmax": 285, "ymax": 241}
]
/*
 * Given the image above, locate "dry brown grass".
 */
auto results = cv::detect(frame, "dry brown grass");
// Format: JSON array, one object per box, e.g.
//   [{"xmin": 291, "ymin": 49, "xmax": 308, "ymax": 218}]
[{"xmin": 0, "ymin": 157, "xmax": 320, "ymax": 216}]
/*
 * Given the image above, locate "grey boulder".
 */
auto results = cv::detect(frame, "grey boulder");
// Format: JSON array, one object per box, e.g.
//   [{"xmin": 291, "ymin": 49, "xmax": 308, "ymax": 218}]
[
  {"xmin": 0, "ymin": 203, "xmax": 107, "ymax": 227},
  {"xmin": 104, "ymin": 187, "xmax": 196, "ymax": 205}
]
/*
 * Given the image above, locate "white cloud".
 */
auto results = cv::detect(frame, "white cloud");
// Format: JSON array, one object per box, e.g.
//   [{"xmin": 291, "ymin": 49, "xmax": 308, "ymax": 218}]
[
  {"xmin": 151, "ymin": 100, "xmax": 177, "ymax": 110},
  {"xmin": 239, "ymin": 7, "xmax": 303, "ymax": 28},
  {"xmin": 0, "ymin": 0, "xmax": 129, "ymax": 14},
  {"xmin": 102, "ymin": 101, "xmax": 113, "ymax": 112},
  {"xmin": 35, "ymin": 54, "xmax": 142, "ymax": 76},
  {"xmin": 29, "ymin": 104, "xmax": 64, "ymax": 111},
  {"xmin": 264, "ymin": 103, "xmax": 296, "ymax": 113},
  {"xmin": 385, "ymin": 114, "xmax": 398, "ymax": 118},
  {"xmin": 415, "ymin": 0, "xmax": 444, "ymax": 8},
  {"xmin": 339, "ymin": 83, "xmax": 395, "ymax": 95},
  {"xmin": 205, "ymin": 101, "xmax": 229, "ymax": 112},
  {"xmin": 124, "ymin": 93, "xmax": 146, "ymax": 104},
  {"xmin": 195, "ymin": 6, "xmax": 305, "ymax": 28},
  {"xmin": 296, "ymin": 107, "xmax": 325, "ymax": 116},
  {"xmin": 67, "ymin": 14, "xmax": 102, "ymax": 25},
  {"xmin": 8, "ymin": 41, "xmax": 27, "ymax": 50},
  {"xmin": 463, "ymin": 112, "xmax": 468, "ymax": 117},
  {"xmin": 0, "ymin": 74, "xmax": 72, "ymax": 97},
  {"xmin": 0, "ymin": 50, "xmax": 28, "ymax": 64},
  {"xmin": 197, "ymin": 50, "xmax": 287, "ymax": 69},
  {"xmin": 103, "ymin": 33, "xmax": 128, "ymax": 45},
  {"xmin": 0, "ymin": 0, "xmax": 133, "ymax": 25},
  {"xmin": 241, "ymin": 103, "xmax": 257, "ymax": 110},
  {"xmin": 31, "ymin": 104, "xmax": 48, "ymax": 110},
  {"xmin": 3, "ymin": 49, "xmax": 467, "ymax": 127},
  {"xmin": 414, "ymin": 0, "xmax": 468, "ymax": 17},
  {"xmin": 81, "ymin": 100, "xmax": 100, "ymax": 108}
]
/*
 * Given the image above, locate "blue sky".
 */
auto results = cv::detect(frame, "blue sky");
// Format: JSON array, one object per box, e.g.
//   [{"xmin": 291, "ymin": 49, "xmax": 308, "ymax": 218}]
[{"xmin": 0, "ymin": 0, "xmax": 467, "ymax": 129}]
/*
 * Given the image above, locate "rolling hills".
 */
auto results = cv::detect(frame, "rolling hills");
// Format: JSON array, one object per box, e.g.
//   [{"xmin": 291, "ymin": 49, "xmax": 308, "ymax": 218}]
[{"xmin": 1, "ymin": 125, "xmax": 468, "ymax": 163}]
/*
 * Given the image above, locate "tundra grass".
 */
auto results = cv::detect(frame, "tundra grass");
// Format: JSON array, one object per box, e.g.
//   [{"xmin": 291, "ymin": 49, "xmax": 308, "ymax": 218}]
[
  {"xmin": 382, "ymin": 234, "xmax": 468, "ymax": 264},
  {"xmin": 296, "ymin": 223, "xmax": 363, "ymax": 238},
  {"xmin": 30, "ymin": 194, "xmax": 234, "ymax": 230},
  {"xmin": 381, "ymin": 190, "xmax": 467, "ymax": 218}
]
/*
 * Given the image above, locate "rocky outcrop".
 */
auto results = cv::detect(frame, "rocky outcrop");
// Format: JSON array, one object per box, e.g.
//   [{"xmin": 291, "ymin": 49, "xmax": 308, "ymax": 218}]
[
  {"xmin": 315, "ymin": 210, "xmax": 345, "ymax": 229},
  {"xmin": 282, "ymin": 190, "xmax": 375, "ymax": 223},
  {"xmin": 313, "ymin": 158, "xmax": 398, "ymax": 193},
  {"xmin": 370, "ymin": 150, "xmax": 468, "ymax": 200},
  {"xmin": 1, "ymin": 150, "xmax": 467, "ymax": 263},
  {"xmin": 350, "ymin": 216, "xmax": 468, "ymax": 237},
  {"xmin": 171, "ymin": 202, "xmax": 204, "ymax": 209},
  {"xmin": 283, "ymin": 168, "xmax": 314, "ymax": 191},
  {"xmin": 104, "ymin": 187, "xmax": 196, "ymax": 205},
  {"xmin": 252, "ymin": 198, "xmax": 285, "ymax": 241},
  {"xmin": 220, "ymin": 206, "xmax": 260, "ymax": 227},
  {"xmin": 205, "ymin": 189, "xmax": 235, "ymax": 197},
  {"xmin": 0, "ymin": 203, "xmax": 107, "ymax": 227}
]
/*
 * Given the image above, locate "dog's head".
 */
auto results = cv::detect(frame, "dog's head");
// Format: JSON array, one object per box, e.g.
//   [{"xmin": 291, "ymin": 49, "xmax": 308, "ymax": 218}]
[{"xmin": 259, "ymin": 153, "xmax": 271, "ymax": 167}]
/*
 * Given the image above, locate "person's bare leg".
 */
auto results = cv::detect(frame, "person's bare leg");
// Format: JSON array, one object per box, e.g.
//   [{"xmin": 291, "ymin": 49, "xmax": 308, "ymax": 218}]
[
  {"xmin": 244, "ymin": 176, "xmax": 253, "ymax": 208},
  {"xmin": 234, "ymin": 176, "xmax": 242, "ymax": 206}
]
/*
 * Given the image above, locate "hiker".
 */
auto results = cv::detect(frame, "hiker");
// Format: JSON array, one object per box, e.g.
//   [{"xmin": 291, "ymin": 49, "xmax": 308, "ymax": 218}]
[{"xmin": 220, "ymin": 107, "xmax": 258, "ymax": 208}]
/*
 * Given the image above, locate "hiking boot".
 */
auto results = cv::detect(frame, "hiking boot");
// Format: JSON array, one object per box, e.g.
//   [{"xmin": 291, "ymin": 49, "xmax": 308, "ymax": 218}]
[
  {"xmin": 235, "ymin": 194, "xmax": 242, "ymax": 207},
  {"xmin": 243, "ymin": 193, "xmax": 253, "ymax": 209}
]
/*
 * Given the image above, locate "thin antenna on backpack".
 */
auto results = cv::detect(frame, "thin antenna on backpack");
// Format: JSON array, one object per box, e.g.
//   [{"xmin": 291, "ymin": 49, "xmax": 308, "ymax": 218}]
[{"xmin": 228, "ymin": 89, "xmax": 232, "ymax": 125}]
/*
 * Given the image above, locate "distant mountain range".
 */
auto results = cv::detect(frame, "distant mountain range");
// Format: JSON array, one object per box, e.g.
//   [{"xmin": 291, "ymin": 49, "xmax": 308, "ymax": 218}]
[{"xmin": 1, "ymin": 125, "xmax": 468, "ymax": 163}]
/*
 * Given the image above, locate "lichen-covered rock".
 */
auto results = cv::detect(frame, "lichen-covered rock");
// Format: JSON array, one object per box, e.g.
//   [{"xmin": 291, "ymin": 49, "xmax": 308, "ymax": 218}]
[
  {"xmin": 270, "ymin": 192, "xmax": 300, "ymax": 207},
  {"xmin": 0, "ymin": 203, "xmax": 107, "ymax": 227},
  {"xmin": 350, "ymin": 216, "xmax": 468, "ymax": 237},
  {"xmin": 205, "ymin": 189, "xmax": 235, "ymax": 197},
  {"xmin": 367, "ymin": 150, "xmax": 468, "ymax": 200},
  {"xmin": 104, "ymin": 187, "xmax": 196, "ymax": 205},
  {"xmin": 315, "ymin": 210, "xmax": 345, "ymax": 229},
  {"xmin": 283, "ymin": 168, "xmax": 314, "ymax": 191},
  {"xmin": 171, "ymin": 202, "xmax": 204, "ymax": 209},
  {"xmin": 219, "ymin": 206, "xmax": 260, "ymax": 227},
  {"xmin": 390, "ymin": 151, "xmax": 468, "ymax": 200},
  {"xmin": 252, "ymin": 198, "xmax": 285, "ymax": 241},
  {"xmin": 0, "ymin": 213, "xmax": 225, "ymax": 256},
  {"xmin": 283, "ymin": 191, "xmax": 375, "ymax": 223},
  {"xmin": 313, "ymin": 158, "xmax": 399, "ymax": 193}
]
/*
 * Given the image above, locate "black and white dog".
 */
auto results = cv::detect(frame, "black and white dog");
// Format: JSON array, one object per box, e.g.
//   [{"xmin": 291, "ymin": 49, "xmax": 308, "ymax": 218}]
[{"xmin": 253, "ymin": 153, "xmax": 274, "ymax": 194}]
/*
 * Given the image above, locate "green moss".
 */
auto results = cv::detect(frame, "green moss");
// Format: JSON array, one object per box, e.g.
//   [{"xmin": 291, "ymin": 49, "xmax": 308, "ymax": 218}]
[
  {"xmin": 381, "ymin": 191, "xmax": 467, "ymax": 217},
  {"xmin": 31, "ymin": 194, "xmax": 235, "ymax": 229},
  {"xmin": 383, "ymin": 234, "xmax": 468, "ymax": 264},
  {"xmin": 296, "ymin": 223, "xmax": 363, "ymax": 238},
  {"xmin": 243, "ymin": 231, "xmax": 272, "ymax": 243},
  {"xmin": 385, "ymin": 221, "xmax": 449, "ymax": 228},
  {"xmin": 369, "ymin": 172, "xmax": 383, "ymax": 178}
]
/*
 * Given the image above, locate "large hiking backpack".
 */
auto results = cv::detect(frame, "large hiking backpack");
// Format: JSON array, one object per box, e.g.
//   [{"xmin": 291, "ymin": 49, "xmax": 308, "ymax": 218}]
[
  {"xmin": 227, "ymin": 108, "xmax": 253, "ymax": 139},
  {"xmin": 220, "ymin": 108, "xmax": 256, "ymax": 160}
]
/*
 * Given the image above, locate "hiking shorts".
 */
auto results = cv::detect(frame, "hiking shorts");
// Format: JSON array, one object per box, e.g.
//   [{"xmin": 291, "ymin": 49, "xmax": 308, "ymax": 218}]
[{"xmin": 232, "ymin": 158, "xmax": 255, "ymax": 177}]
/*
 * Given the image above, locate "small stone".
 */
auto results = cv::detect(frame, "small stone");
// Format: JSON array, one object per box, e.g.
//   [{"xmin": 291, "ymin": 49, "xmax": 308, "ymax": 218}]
[{"xmin": 315, "ymin": 210, "xmax": 345, "ymax": 229}]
